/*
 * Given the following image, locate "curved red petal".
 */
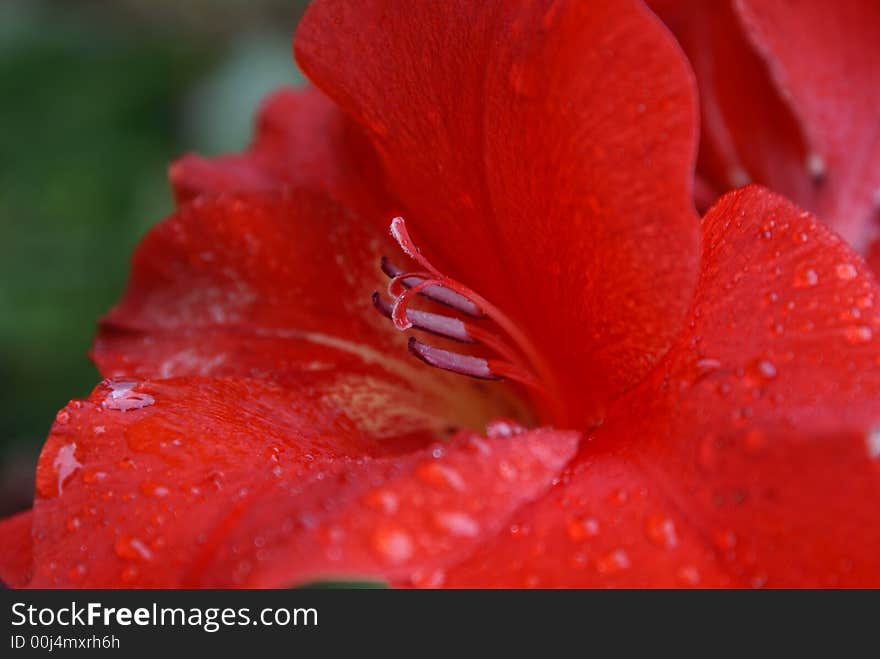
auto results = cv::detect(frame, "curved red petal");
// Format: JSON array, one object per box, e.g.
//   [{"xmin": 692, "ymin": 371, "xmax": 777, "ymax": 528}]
[
  {"xmin": 649, "ymin": 0, "xmax": 811, "ymax": 210},
  {"xmin": 27, "ymin": 377, "xmax": 577, "ymax": 587},
  {"xmin": 0, "ymin": 510, "xmax": 33, "ymax": 588},
  {"xmin": 169, "ymin": 86, "xmax": 388, "ymax": 220},
  {"xmin": 734, "ymin": 0, "xmax": 880, "ymax": 252},
  {"xmin": 295, "ymin": 0, "xmax": 701, "ymax": 427},
  {"xmin": 95, "ymin": 190, "xmax": 524, "ymax": 430},
  {"xmin": 444, "ymin": 186, "xmax": 880, "ymax": 587}
]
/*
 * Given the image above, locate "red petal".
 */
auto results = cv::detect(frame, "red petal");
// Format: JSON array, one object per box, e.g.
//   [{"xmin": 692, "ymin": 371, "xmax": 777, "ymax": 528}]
[
  {"xmin": 734, "ymin": 0, "xmax": 880, "ymax": 251},
  {"xmin": 295, "ymin": 0, "xmax": 701, "ymax": 427},
  {"xmin": 169, "ymin": 86, "xmax": 388, "ymax": 220},
  {"xmin": 28, "ymin": 377, "xmax": 577, "ymax": 587},
  {"xmin": 649, "ymin": 0, "xmax": 810, "ymax": 209},
  {"xmin": 95, "ymin": 190, "xmax": 524, "ymax": 428},
  {"xmin": 0, "ymin": 510, "xmax": 33, "ymax": 588},
  {"xmin": 653, "ymin": 1, "xmax": 880, "ymax": 253},
  {"xmin": 444, "ymin": 187, "xmax": 880, "ymax": 587}
]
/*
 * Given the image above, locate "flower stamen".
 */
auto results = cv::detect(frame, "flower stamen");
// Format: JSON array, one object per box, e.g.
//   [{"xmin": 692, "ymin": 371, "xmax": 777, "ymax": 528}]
[{"xmin": 374, "ymin": 217, "xmax": 557, "ymax": 407}]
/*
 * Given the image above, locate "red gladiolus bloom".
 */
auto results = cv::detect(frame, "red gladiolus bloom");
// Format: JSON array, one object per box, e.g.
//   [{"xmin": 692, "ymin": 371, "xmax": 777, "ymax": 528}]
[
  {"xmin": 1, "ymin": 0, "xmax": 879, "ymax": 588},
  {"xmin": 650, "ymin": 0, "xmax": 880, "ymax": 271}
]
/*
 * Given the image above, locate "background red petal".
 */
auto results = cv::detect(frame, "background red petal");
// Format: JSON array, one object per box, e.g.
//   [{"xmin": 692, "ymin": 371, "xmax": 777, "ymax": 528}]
[
  {"xmin": 295, "ymin": 0, "xmax": 701, "ymax": 428},
  {"xmin": 735, "ymin": 0, "xmax": 880, "ymax": 252},
  {"xmin": 649, "ymin": 0, "xmax": 811, "ymax": 210},
  {"xmin": 169, "ymin": 86, "xmax": 389, "ymax": 220}
]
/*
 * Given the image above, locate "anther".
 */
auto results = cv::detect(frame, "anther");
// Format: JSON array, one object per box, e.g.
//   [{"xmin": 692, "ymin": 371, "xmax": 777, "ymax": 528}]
[
  {"xmin": 408, "ymin": 338, "xmax": 501, "ymax": 380},
  {"xmin": 375, "ymin": 217, "xmax": 556, "ymax": 401},
  {"xmin": 381, "ymin": 257, "xmax": 482, "ymax": 317},
  {"xmin": 372, "ymin": 293, "xmax": 474, "ymax": 343}
]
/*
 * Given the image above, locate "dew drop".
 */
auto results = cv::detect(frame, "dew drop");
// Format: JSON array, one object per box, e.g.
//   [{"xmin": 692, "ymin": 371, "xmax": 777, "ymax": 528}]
[
  {"xmin": 609, "ymin": 489, "xmax": 629, "ymax": 505},
  {"xmin": 102, "ymin": 380, "xmax": 155, "ymax": 411},
  {"xmin": 794, "ymin": 268, "xmax": 818, "ymax": 288},
  {"xmin": 55, "ymin": 410, "xmax": 70, "ymax": 425},
  {"xmin": 596, "ymin": 549, "xmax": 630, "ymax": 575},
  {"xmin": 115, "ymin": 536, "xmax": 154, "ymax": 561},
  {"xmin": 372, "ymin": 527, "xmax": 414, "ymax": 564},
  {"xmin": 566, "ymin": 516, "xmax": 600, "ymax": 542},
  {"xmin": 646, "ymin": 514, "xmax": 679, "ymax": 550},
  {"xmin": 362, "ymin": 488, "xmax": 400, "ymax": 515},
  {"xmin": 433, "ymin": 511, "xmax": 481, "ymax": 538},
  {"xmin": 410, "ymin": 568, "xmax": 446, "ymax": 588},
  {"xmin": 486, "ymin": 419, "xmax": 526, "ymax": 438},
  {"xmin": 845, "ymin": 325, "xmax": 873, "ymax": 344},
  {"xmin": 836, "ymin": 263, "xmax": 858, "ymax": 280},
  {"xmin": 746, "ymin": 358, "xmax": 777, "ymax": 382},
  {"xmin": 676, "ymin": 565, "xmax": 701, "ymax": 586},
  {"xmin": 416, "ymin": 461, "xmax": 466, "ymax": 491},
  {"xmin": 866, "ymin": 427, "xmax": 880, "ymax": 460},
  {"xmin": 139, "ymin": 481, "xmax": 169, "ymax": 498},
  {"xmin": 53, "ymin": 443, "xmax": 82, "ymax": 496}
]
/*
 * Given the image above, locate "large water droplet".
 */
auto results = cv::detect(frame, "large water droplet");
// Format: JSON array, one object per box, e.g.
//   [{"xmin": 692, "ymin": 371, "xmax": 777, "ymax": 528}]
[
  {"xmin": 53, "ymin": 443, "xmax": 82, "ymax": 496},
  {"xmin": 102, "ymin": 380, "xmax": 155, "ymax": 411}
]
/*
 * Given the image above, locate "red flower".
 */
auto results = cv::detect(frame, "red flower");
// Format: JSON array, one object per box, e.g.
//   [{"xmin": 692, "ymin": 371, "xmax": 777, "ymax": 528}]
[
  {"xmin": 2, "ymin": 0, "xmax": 879, "ymax": 588},
  {"xmin": 650, "ymin": 0, "xmax": 880, "ymax": 271}
]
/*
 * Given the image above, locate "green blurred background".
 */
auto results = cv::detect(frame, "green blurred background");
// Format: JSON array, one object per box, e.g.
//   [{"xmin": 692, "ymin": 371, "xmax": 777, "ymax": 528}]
[{"xmin": 0, "ymin": 0, "xmax": 309, "ymax": 516}]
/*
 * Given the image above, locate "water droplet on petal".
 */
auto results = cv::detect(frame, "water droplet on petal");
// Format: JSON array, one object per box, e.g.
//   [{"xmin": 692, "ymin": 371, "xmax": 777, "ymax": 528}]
[
  {"xmin": 372, "ymin": 527, "xmax": 414, "ymax": 564},
  {"xmin": 362, "ymin": 488, "xmax": 400, "ymax": 515},
  {"xmin": 115, "ymin": 536, "xmax": 153, "ymax": 561},
  {"xmin": 794, "ymin": 268, "xmax": 819, "ymax": 288},
  {"xmin": 836, "ymin": 263, "xmax": 858, "ymax": 280},
  {"xmin": 53, "ymin": 443, "xmax": 82, "ymax": 496},
  {"xmin": 486, "ymin": 419, "xmax": 526, "ymax": 438},
  {"xmin": 845, "ymin": 325, "xmax": 873, "ymax": 344},
  {"xmin": 746, "ymin": 358, "xmax": 777, "ymax": 382},
  {"xmin": 676, "ymin": 565, "xmax": 701, "ymax": 586},
  {"xmin": 646, "ymin": 514, "xmax": 679, "ymax": 549},
  {"xmin": 416, "ymin": 461, "xmax": 466, "ymax": 491},
  {"xmin": 102, "ymin": 380, "xmax": 155, "ymax": 411},
  {"xmin": 139, "ymin": 481, "xmax": 169, "ymax": 498},
  {"xmin": 596, "ymin": 549, "xmax": 630, "ymax": 575},
  {"xmin": 433, "ymin": 511, "xmax": 481, "ymax": 538},
  {"xmin": 410, "ymin": 568, "xmax": 446, "ymax": 588},
  {"xmin": 567, "ymin": 516, "xmax": 600, "ymax": 542},
  {"xmin": 866, "ymin": 427, "xmax": 880, "ymax": 460}
]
